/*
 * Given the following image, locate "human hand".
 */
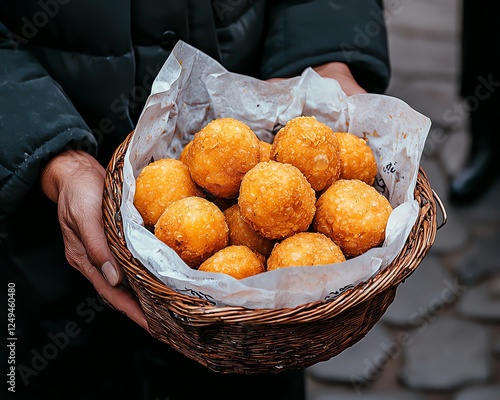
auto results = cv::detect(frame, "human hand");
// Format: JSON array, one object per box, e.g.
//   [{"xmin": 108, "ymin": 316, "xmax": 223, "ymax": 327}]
[
  {"xmin": 41, "ymin": 150, "xmax": 148, "ymax": 330},
  {"xmin": 267, "ymin": 62, "xmax": 366, "ymax": 96}
]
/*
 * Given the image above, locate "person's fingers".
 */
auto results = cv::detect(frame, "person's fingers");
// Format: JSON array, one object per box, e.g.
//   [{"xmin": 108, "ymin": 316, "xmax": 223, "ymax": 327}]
[
  {"xmin": 266, "ymin": 77, "xmax": 286, "ymax": 83},
  {"xmin": 334, "ymin": 75, "xmax": 366, "ymax": 96},
  {"xmin": 44, "ymin": 151, "xmax": 148, "ymax": 328},
  {"xmin": 79, "ymin": 218, "xmax": 122, "ymax": 286},
  {"xmin": 59, "ymin": 178, "xmax": 123, "ymax": 286},
  {"xmin": 63, "ymin": 228, "xmax": 148, "ymax": 330}
]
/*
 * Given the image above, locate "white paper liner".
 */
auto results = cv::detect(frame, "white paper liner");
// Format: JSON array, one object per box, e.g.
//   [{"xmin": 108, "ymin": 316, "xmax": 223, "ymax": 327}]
[{"xmin": 120, "ymin": 41, "xmax": 432, "ymax": 309}]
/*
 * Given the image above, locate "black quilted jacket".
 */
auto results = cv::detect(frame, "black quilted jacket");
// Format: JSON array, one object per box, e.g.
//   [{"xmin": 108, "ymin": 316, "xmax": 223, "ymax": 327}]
[
  {"xmin": 0, "ymin": 2, "xmax": 389, "ymax": 395},
  {"xmin": 0, "ymin": 0, "xmax": 389, "ymax": 220}
]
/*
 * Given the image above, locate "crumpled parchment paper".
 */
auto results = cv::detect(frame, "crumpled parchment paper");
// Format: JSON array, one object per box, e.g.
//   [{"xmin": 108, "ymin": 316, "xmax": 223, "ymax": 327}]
[{"xmin": 120, "ymin": 41, "xmax": 432, "ymax": 309}]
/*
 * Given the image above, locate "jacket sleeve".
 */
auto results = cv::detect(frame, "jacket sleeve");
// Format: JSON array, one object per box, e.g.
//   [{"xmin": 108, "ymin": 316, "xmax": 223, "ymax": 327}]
[
  {"xmin": 262, "ymin": 0, "xmax": 390, "ymax": 93},
  {"xmin": 0, "ymin": 22, "xmax": 97, "ymax": 222}
]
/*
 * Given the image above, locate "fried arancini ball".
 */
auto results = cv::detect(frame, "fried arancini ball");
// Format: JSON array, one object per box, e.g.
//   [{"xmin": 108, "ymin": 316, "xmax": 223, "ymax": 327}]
[
  {"xmin": 267, "ymin": 232, "xmax": 346, "ymax": 271},
  {"xmin": 336, "ymin": 132, "xmax": 378, "ymax": 185},
  {"xmin": 259, "ymin": 140, "xmax": 272, "ymax": 162},
  {"xmin": 186, "ymin": 118, "xmax": 260, "ymax": 199},
  {"xmin": 134, "ymin": 158, "xmax": 204, "ymax": 227},
  {"xmin": 313, "ymin": 179, "xmax": 393, "ymax": 257},
  {"xmin": 207, "ymin": 194, "xmax": 237, "ymax": 213},
  {"xmin": 154, "ymin": 197, "xmax": 229, "ymax": 267},
  {"xmin": 178, "ymin": 140, "xmax": 193, "ymax": 165},
  {"xmin": 238, "ymin": 161, "xmax": 316, "ymax": 240},
  {"xmin": 223, "ymin": 204, "xmax": 275, "ymax": 257},
  {"xmin": 198, "ymin": 245, "xmax": 265, "ymax": 279},
  {"xmin": 270, "ymin": 116, "xmax": 341, "ymax": 191}
]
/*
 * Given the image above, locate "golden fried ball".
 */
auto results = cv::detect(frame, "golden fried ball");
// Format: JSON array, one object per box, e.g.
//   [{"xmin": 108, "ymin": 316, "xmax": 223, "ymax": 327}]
[
  {"xmin": 238, "ymin": 161, "xmax": 316, "ymax": 240},
  {"xmin": 259, "ymin": 140, "xmax": 272, "ymax": 162},
  {"xmin": 186, "ymin": 118, "xmax": 260, "ymax": 198},
  {"xmin": 336, "ymin": 132, "xmax": 378, "ymax": 185},
  {"xmin": 267, "ymin": 232, "xmax": 346, "ymax": 271},
  {"xmin": 313, "ymin": 179, "xmax": 393, "ymax": 257},
  {"xmin": 134, "ymin": 158, "xmax": 204, "ymax": 227},
  {"xmin": 223, "ymin": 204, "xmax": 275, "ymax": 257},
  {"xmin": 270, "ymin": 116, "xmax": 341, "ymax": 191},
  {"xmin": 178, "ymin": 140, "xmax": 193, "ymax": 165},
  {"xmin": 206, "ymin": 194, "xmax": 237, "ymax": 213},
  {"xmin": 198, "ymin": 245, "xmax": 265, "ymax": 279},
  {"xmin": 154, "ymin": 197, "xmax": 229, "ymax": 267}
]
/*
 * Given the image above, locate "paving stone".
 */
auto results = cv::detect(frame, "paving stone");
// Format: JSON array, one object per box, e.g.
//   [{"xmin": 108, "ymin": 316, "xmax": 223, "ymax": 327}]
[
  {"xmin": 382, "ymin": 255, "xmax": 456, "ymax": 327},
  {"xmin": 457, "ymin": 280, "xmax": 500, "ymax": 321},
  {"xmin": 422, "ymin": 126, "xmax": 469, "ymax": 171},
  {"xmin": 440, "ymin": 126, "xmax": 469, "ymax": 177},
  {"xmin": 419, "ymin": 157, "xmax": 448, "ymax": 200},
  {"xmin": 309, "ymin": 0, "xmax": 500, "ymax": 397},
  {"xmin": 387, "ymin": 32, "xmax": 459, "ymax": 76},
  {"xmin": 385, "ymin": 76, "xmax": 460, "ymax": 130},
  {"xmin": 454, "ymin": 385, "xmax": 500, "ymax": 400},
  {"xmin": 488, "ymin": 275, "xmax": 500, "ymax": 297},
  {"xmin": 454, "ymin": 231, "xmax": 500, "ymax": 286},
  {"xmin": 399, "ymin": 316, "xmax": 491, "ymax": 391},
  {"xmin": 428, "ymin": 204, "xmax": 470, "ymax": 254},
  {"xmin": 418, "ymin": 157, "xmax": 460, "ymax": 252},
  {"xmin": 453, "ymin": 178, "xmax": 500, "ymax": 221},
  {"xmin": 310, "ymin": 389, "xmax": 425, "ymax": 400},
  {"xmin": 417, "ymin": 157, "xmax": 470, "ymax": 254},
  {"xmin": 306, "ymin": 324, "xmax": 393, "ymax": 386},
  {"xmin": 385, "ymin": 0, "xmax": 461, "ymax": 40}
]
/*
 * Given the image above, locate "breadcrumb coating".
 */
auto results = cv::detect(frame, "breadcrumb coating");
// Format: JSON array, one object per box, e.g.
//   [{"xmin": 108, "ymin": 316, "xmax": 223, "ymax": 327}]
[
  {"xmin": 259, "ymin": 140, "xmax": 272, "ymax": 162},
  {"xmin": 224, "ymin": 204, "xmax": 275, "ymax": 257},
  {"xmin": 267, "ymin": 232, "xmax": 345, "ymax": 270},
  {"xmin": 238, "ymin": 161, "xmax": 316, "ymax": 240},
  {"xmin": 186, "ymin": 118, "xmax": 260, "ymax": 198},
  {"xmin": 133, "ymin": 158, "xmax": 204, "ymax": 227},
  {"xmin": 198, "ymin": 245, "xmax": 265, "ymax": 279},
  {"xmin": 313, "ymin": 179, "xmax": 392, "ymax": 257},
  {"xmin": 178, "ymin": 140, "xmax": 193, "ymax": 165},
  {"xmin": 270, "ymin": 116, "xmax": 341, "ymax": 191},
  {"xmin": 154, "ymin": 197, "xmax": 229, "ymax": 267},
  {"xmin": 336, "ymin": 132, "xmax": 378, "ymax": 185}
]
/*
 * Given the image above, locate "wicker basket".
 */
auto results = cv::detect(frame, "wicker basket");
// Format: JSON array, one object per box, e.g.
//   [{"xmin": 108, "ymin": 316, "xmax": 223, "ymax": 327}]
[{"xmin": 102, "ymin": 132, "xmax": 446, "ymax": 374}]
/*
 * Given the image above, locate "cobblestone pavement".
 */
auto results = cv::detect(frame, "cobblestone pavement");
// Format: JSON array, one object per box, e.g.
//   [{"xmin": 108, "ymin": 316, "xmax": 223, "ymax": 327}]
[{"xmin": 306, "ymin": 0, "xmax": 500, "ymax": 399}]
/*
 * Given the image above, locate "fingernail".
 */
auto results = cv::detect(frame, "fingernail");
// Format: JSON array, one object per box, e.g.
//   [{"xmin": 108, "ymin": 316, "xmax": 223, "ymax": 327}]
[{"xmin": 102, "ymin": 261, "xmax": 119, "ymax": 286}]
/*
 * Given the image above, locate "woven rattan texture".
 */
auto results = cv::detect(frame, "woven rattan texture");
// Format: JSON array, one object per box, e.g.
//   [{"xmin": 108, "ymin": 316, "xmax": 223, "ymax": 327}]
[{"xmin": 102, "ymin": 132, "xmax": 438, "ymax": 374}]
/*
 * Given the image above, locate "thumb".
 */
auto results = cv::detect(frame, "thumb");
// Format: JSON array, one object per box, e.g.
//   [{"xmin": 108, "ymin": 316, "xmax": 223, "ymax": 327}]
[
  {"xmin": 101, "ymin": 258, "xmax": 122, "ymax": 287},
  {"xmin": 72, "ymin": 202, "xmax": 123, "ymax": 287},
  {"xmin": 84, "ymin": 215, "xmax": 123, "ymax": 286},
  {"xmin": 80, "ymin": 223, "xmax": 123, "ymax": 286},
  {"xmin": 78, "ymin": 181, "xmax": 123, "ymax": 286}
]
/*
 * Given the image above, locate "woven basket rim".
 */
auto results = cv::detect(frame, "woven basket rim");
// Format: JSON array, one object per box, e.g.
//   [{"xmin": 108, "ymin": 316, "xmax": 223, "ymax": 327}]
[{"xmin": 103, "ymin": 131, "xmax": 439, "ymax": 326}]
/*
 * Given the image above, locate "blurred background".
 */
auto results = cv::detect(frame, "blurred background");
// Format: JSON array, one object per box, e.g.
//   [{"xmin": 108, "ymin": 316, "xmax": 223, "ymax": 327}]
[{"xmin": 306, "ymin": 0, "xmax": 500, "ymax": 399}]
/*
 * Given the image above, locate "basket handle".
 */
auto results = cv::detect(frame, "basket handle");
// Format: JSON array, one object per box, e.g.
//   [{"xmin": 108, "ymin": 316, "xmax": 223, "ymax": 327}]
[{"xmin": 432, "ymin": 189, "xmax": 447, "ymax": 230}]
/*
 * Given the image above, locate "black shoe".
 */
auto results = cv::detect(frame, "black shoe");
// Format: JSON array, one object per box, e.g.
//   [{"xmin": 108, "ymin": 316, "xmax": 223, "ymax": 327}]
[
  {"xmin": 449, "ymin": 150, "xmax": 499, "ymax": 205},
  {"xmin": 449, "ymin": 105, "xmax": 500, "ymax": 205}
]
